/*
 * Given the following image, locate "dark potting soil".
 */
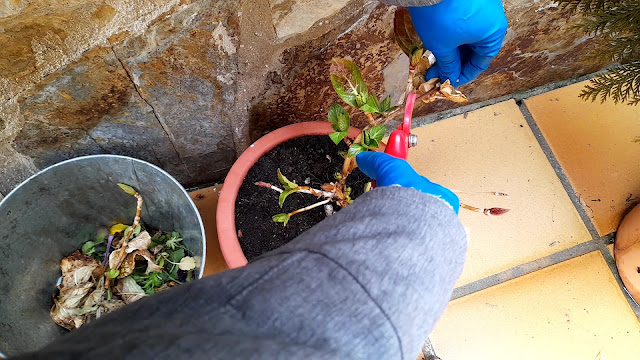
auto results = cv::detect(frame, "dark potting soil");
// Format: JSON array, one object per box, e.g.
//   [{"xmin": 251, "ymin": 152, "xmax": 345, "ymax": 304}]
[{"xmin": 235, "ymin": 135, "xmax": 372, "ymax": 261}]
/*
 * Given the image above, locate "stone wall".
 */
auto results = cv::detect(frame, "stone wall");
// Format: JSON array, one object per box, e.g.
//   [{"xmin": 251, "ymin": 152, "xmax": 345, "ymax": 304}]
[
  {"xmin": 249, "ymin": 0, "xmax": 608, "ymax": 138},
  {"xmin": 0, "ymin": 0, "xmax": 609, "ymax": 194},
  {"xmin": 0, "ymin": 0, "xmax": 240, "ymax": 192}
]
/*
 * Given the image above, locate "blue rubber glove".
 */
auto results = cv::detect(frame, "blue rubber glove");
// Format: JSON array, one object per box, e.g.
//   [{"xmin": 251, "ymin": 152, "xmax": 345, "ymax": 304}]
[
  {"xmin": 409, "ymin": 0, "xmax": 508, "ymax": 87},
  {"xmin": 356, "ymin": 152, "xmax": 459, "ymax": 214}
]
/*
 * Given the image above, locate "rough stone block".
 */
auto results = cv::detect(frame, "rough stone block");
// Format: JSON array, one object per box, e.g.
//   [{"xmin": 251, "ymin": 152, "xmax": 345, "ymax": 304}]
[
  {"xmin": 3, "ymin": 0, "xmax": 241, "ymax": 190},
  {"xmin": 12, "ymin": 47, "xmax": 187, "ymax": 182},
  {"xmin": 113, "ymin": 0, "xmax": 240, "ymax": 185},
  {"xmin": 0, "ymin": 0, "xmax": 181, "ymax": 101},
  {"xmin": 269, "ymin": 0, "xmax": 353, "ymax": 39}
]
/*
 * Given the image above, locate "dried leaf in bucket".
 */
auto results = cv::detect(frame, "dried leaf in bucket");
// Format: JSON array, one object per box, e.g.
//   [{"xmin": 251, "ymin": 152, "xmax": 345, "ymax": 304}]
[
  {"xmin": 116, "ymin": 276, "xmax": 147, "ymax": 304},
  {"xmin": 109, "ymin": 223, "xmax": 129, "ymax": 235},
  {"xmin": 60, "ymin": 251, "xmax": 100, "ymax": 287},
  {"xmin": 178, "ymin": 256, "xmax": 197, "ymax": 271},
  {"xmin": 50, "ymin": 182, "xmax": 196, "ymax": 331},
  {"xmin": 119, "ymin": 249, "xmax": 164, "ymax": 278},
  {"xmin": 126, "ymin": 231, "xmax": 152, "ymax": 253}
]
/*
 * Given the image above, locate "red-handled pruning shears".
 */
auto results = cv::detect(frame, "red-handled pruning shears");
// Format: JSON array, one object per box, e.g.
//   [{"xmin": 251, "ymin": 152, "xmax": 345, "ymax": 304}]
[{"xmin": 384, "ymin": 92, "xmax": 418, "ymax": 160}]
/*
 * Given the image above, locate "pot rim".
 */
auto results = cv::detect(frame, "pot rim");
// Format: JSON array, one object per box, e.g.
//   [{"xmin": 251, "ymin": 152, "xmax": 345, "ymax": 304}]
[
  {"xmin": 216, "ymin": 122, "xmax": 367, "ymax": 268},
  {"xmin": 614, "ymin": 203, "xmax": 640, "ymax": 307}
]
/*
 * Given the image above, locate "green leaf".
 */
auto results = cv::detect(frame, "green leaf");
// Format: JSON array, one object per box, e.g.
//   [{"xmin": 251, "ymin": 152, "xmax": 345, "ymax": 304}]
[
  {"xmin": 348, "ymin": 143, "xmax": 366, "ymax": 158},
  {"xmin": 95, "ymin": 231, "xmax": 106, "ymax": 245},
  {"xmin": 362, "ymin": 130, "xmax": 372, "ymax": 147},
  {"xmin": 328, "ymin": 104, "xmax": 350, "ymax": 132},
  {"xmin": 165, "ymin": 232, "xmax": 183, "ymax": 250},
  {"xmin": 329, "ymin": 131, "xmax": 349, "ymax": 145},
  {"xmin": 361, "ymin": 129, "xmax": 379, "ymax": 149},
  {"xmin": 169, "ymin": 248, "xmax": 185, "ymax": 263},
  {"xmin": 368, "ymin": 125, "xmax": 386, "ymax": 143},
  {"xmin": 107, "ymin": 269, "xmax": 120, "ymax": 279},
  {"xmin": 81, "ymin": 241, "xmax": 96, "ymax": 255},
  {"xmin": 277, "ymin": 169, "xmax": 298, "ymax": 190},
  {"xmin": 379, "ymin": 96, "xmax": 395, "ymax": 113},
  {"xmin": 272, "ymin": 213, "xmax": 291, "ymax": 227},
  {"xmin": 337, "ymin": 114, "xmax": 350, "ymax": 132},
  {"xmin": 118, "ymin": 183, "xmax": 137, "ymax": 196},
  {"xmin": 279, "ymin": 189, "xmax": 296, "ymax": 208},
  {"xmin": 360, "ymin": 94, "xmax": 380, "ymax": 113},
  {"xmin": 149, "ymin": 272, "xmax": 163, "ymax": 287},
  {"xmin": 330, "ymin": 59, "xmax": 369, "ymax": 108},
  {"xmin": 169, "ymin": 264, "xmax": 179, "ymax": 279}
]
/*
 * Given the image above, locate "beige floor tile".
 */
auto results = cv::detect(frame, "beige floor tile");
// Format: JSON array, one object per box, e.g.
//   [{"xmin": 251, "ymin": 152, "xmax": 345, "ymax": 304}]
[
  {"xmin": 525, "ymin": 81, "xmax": 640, "ymax": 236},
  {"xmin": 430, "ymin": 252, "xmax": 640, "ymax": 360},
  {"xmin": 189, "ymin": 186, "xmax": 229, "ymax": 276},
  {"xmin": 408, "ymin": 100, "xmax": 591, "ymax": 286}
]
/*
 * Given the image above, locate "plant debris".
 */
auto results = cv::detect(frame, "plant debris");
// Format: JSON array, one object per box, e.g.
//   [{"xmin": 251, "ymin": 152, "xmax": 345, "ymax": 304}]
[{"xmin": 50, "ymin": 183, "xmax": 197, "ymax": 330}]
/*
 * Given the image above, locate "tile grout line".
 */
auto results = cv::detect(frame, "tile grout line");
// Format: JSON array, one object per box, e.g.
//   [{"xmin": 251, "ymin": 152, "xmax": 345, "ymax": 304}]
[
  {"xmin": 518, "ymin": 101, "xmax": 601, "ymax": 240},
  {"xmin": 596, "ymin": 242, "xmax": 640, "ymax": 320},
  {"xmin": 452, "ymin": 238, "xmax": 602, "ymax": 299},
  {"xmin": 517, "ymin": 100, "xmax": 640, "ymax": 314},
  {"xmin": 447, "ymin": 100, "xmax": 640, "ymax": 320}
]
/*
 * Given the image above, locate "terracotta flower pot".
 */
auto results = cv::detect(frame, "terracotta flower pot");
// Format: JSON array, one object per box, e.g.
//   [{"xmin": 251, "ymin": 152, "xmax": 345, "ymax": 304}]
[
  {"xmin": 217, "ymin": 122, "xmax": 376, "ymax": 269},
  {"xmin": 615, "ymin": 203, "xmax": 640, "ymax": 304}
]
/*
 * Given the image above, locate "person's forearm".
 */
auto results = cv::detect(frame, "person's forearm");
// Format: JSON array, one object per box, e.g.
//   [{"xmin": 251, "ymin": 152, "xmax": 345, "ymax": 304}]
[
  {"xmin": 380, "ymin": 0, "xmax": 443, "ymax": 6},
  {"xmin": 18, "ymin": 187, "xmax": 466, "ymax": 360},
  {"xmin": 262, "ymin": 186, "xmax": 467, "ymax": 357}
]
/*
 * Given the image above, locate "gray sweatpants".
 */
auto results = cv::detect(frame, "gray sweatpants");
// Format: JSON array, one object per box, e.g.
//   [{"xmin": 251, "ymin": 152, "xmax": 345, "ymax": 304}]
[{"xmin": 17, "ymin": 187, "xmax": 467, "ymax": 359}]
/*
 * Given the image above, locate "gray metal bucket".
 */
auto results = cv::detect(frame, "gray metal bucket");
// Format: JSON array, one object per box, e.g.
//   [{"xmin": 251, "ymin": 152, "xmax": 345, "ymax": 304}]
[{"xmin": 0, "ymin": 155, "xmax": 206, "ymax": 357}]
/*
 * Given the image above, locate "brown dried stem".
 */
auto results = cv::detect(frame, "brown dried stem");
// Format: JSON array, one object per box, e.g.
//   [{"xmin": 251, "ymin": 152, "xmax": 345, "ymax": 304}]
[
  {"xmin": 460, "ymin": 203, "xmax": 510, "ymax": 216},
  {"xmin": 365, "ymin": 112, "xmax": 376, "ymax": 126},
  {"xmin": 105, "ymin": 192, "xmax": 143, "ymax": 288}
]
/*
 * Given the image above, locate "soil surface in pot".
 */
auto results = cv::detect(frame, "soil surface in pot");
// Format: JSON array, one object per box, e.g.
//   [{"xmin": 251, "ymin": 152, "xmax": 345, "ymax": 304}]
[{"xmin": 235, "ymin": 135, "xmax": 372, "ymax": 261}]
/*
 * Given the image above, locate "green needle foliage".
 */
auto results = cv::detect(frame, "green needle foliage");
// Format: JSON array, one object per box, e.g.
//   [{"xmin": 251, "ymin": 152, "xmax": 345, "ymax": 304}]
[{"xmin": 558, "ymin": 0, "xmax": 640, "ymax": 105}]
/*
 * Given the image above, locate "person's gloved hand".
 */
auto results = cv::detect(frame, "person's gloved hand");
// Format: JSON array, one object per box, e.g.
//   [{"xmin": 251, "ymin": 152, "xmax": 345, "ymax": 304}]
[
  {"xmin": 356, "ymin": 151, "xmax": 459, "ymax": 214},
  {"xmin": 409, "ymin": 0, "xmax": 508, "ymax": 87}
]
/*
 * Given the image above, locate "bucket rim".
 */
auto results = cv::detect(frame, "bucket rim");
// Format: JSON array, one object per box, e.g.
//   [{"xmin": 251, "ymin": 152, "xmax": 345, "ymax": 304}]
[{"xmin": 0, "ymin": 154, "xmax": 206, "ymax": 280}]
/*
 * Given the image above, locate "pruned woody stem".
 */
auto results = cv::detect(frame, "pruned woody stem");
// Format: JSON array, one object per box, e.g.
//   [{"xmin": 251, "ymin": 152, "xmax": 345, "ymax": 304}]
[
  {"xmin": 258, "ymin": 10, "xmax": 511, "ymax": 224},
  {"xmin": 255, "ymin": 182, "xmax": 336, "ymax": 199},
  {"xmin": 290, "ymin": 199, "xmax": 332, "ymax": 217},
  {"xmin": 106, "ymin": 190, "xmax": 143, "ymax": 289},
  {"xmin": 339, "ymin": 88, "xmax": 447, "ymax": 186}
]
